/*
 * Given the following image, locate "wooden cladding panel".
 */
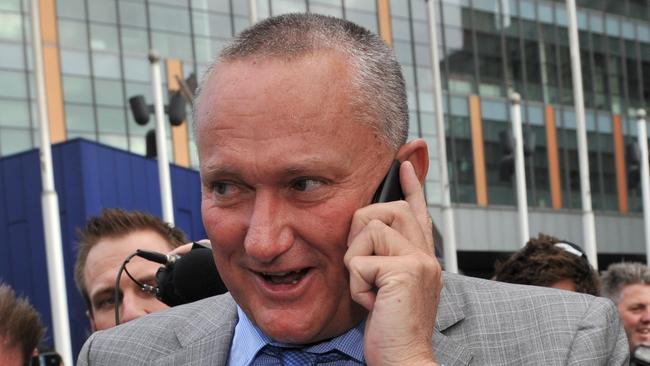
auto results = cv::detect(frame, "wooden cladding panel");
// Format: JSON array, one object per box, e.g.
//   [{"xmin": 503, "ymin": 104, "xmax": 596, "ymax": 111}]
[
  {"xmin": 41, "ymin": 0, "xmax": 65, "ymax": 142},
  {"xmin": 377, "ymin": 0, "xmax": 393, "ymax": 47},
  {"xmin": 545, "ymin": 105, "xmax": 562, "ymax": 209},
  {"xmin": 468, "ymin": 95, "xmax": 488, "ymax": 206},
  {"xmin": 612, "ymin": 115, "xmax": 628, "ymax": 213}
]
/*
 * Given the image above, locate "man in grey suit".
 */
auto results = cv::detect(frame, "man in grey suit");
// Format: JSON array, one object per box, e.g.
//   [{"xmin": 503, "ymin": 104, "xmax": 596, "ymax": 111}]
[{"xmin": 78, "ymin": 13, "xmax": 628, "ymax": 365}]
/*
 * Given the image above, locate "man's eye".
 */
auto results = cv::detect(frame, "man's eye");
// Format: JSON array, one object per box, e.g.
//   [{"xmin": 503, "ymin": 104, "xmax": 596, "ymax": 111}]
[
  {"xmin": 212, "ymin": 182, "xmax": 235, "ymax": 196},
  {"xmin": 291, "ymin": 178, "xmax": 323, "ymax": 192},
  {"xmin": 95, "ymin": 293, "xmax": 120, "ymax": 310}
]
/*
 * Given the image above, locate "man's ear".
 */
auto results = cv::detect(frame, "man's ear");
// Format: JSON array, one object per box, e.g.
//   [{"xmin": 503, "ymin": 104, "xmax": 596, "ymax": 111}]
[
  {"xmin": 86, "ymin": 310, "xmax": 97, "ymax": 332},
  {"xmin": 396, "ymin": 139, "xmax": 429, "ymax": 185}
]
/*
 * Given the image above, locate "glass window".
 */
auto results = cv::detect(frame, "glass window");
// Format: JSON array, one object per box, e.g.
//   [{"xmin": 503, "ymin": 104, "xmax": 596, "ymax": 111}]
[
  {"xmin": 88, "ymin": 0, "xmax": 116, "ymax": 23},
  {"xmin": 150, "ymin": 4, "xmax": 190, "ymax": 34},
  {"xmin": 345, "ymin": 10, "xmax": 377, "ymax": 33},
  {"xmin": 0, "ymin": 42, "xmax": 24, "ymax": 69},
  {"xmin": 191, "ymin": 0, "xmax": 229, "ymax": 12},
  {"xmin": 92, "ymin": 52, "xmax": 121, "ymax": 79},
  {"xmin": 60, "ymin": 49, "xmax": 91, "ymax": 75},
  {"xmin": 125, "ymin": 81, "xmax": 152, "ymax": 105},
  {"xmin": 152, "ymin": 32, "xmax": 193, "ymax": 60},
  {"xmin": 310, "ymin": 3, "xmax": 343, "ymax": 17},
  {"xmin": 588, "ymin": 13, "xmax": 603, "ymax": 33},
  {"xmin": 0, "ymin": 0, "xmax": 21, "ymax": 12},
  {"xmin": 192, "ymin": 10, "xmax": 232, "ymax": 38},
  {"xmin": 0, "ymin": 128, "xmax": 32, "ymax": 156},
  {"xmin": 118, "ymin": 1, "xmax": 147, "ymax": 27},
  {"xmin": 97, "ymin": 106, "xmax": 127, "ymax": 133},
  {"xmin": 231, "ymin": 0, "xmax": 250, "ymax": 16},
  {"xmin": 233, "ymin": 16, "xmax": 249, "ymax": 34},
  {"xmin": 0, "ymin": 70, "xmax": 27, "ymax": 98},
  {"xmin": 0, "ymin": 99, "xmax": 29, "ymax": 127},
  {"xmin": 58, "ymin": 20, "xmax": 88, "ymax": 49},
  {"xmin": 65, "ymin": 103, "xmax": 95, "ymax": 132},
  {"xmin": 56, "ymin": 0, "xmax": 86, "ymax": 19},
  {"xmin": 0, "ymin": 12, "xmax": 23, "ymax": 41},
  {"xmin": 99, "ymin": 133, "xmax": 128, "ymax": 150},
  {"xmin": 62, "ymin": 75, "xmax": 93, "ymax": 103},
  {"xmin": 271, "ymin": 0, "xmax": 306, "ymax": 14},
  {"xmin": 194, "ymin": 36, "xmax": 226, "ymax": 63},
  {"xmin": 95, "ymin": 79, "xmax": 124, "ymax": 106},
  {"xmin": 90, "ymin": 24, "xmax": 119, "ymax": 51},
  {"xmin": 121, "ymin": 27, "xmax": 148, "ymax": 54}
]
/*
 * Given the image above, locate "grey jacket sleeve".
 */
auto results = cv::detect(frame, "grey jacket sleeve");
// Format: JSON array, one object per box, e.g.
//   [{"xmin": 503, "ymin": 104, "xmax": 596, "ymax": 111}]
[
  {"xmin": 566, "ymin": 296, "xmax": 629, "ymax": 365},
  {"xmin": 76, "ymin": 331, "xmax": 96, "ymax": 366}
]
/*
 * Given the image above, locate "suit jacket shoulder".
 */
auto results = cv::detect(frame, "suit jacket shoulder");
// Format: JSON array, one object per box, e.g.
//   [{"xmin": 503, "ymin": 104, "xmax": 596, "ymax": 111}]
[
  {"xmin": 434, "ymin": 272, "xmax": 629, "ymax": 365},
  {"xmin": 77, "ymin": 294, "xmax": 238, "ymax": 366}
]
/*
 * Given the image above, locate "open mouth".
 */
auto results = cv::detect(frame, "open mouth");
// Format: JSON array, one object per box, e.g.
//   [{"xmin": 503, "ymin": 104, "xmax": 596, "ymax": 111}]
[{"xmin": 260, "ymin": 268, "xmax": 311, "ymax": 285}]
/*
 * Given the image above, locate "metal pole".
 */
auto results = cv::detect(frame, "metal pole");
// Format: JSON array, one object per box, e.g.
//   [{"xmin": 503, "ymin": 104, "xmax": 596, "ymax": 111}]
[
  {"xmin": 637, "ymin": 109, "xmax": 650, "ymax": 265},
  {"xmin": 249, "ymin": 0, "xmax": 258, "ymax": 24},
  {"xmin": 149, "ymin": 50, "xmax": 175, "ymax": 225},
  {"xmin": 510, "ymin": 93, "xmax": 529, "ymax": 246},
  {"xmin": 30, "ymin": 0, "xmax": 73, "ymax": 364},
  {"xmin": 566, "ymin": 0, "xmax": 598, "ymax": 268},
  {"xmin": 426, "ymin": 0, "xmax": 458, "ymax": 273}
]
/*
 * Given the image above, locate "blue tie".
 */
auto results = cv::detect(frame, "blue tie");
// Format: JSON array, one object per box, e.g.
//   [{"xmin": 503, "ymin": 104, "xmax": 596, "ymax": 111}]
[{"xmin": 261, "ymin": 344, "xmax": 351, "ymax": 365}]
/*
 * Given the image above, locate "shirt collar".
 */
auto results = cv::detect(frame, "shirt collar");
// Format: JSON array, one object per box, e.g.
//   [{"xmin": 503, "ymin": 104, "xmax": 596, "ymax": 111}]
[{"xmin": 229, "ymin": 306, "xmax": 365, "ymax": 365}]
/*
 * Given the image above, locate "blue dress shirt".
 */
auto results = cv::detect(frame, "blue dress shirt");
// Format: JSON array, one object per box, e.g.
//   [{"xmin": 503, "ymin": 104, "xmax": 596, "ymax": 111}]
[{"xmin": 228, "ymin": 307, "xmax": 365, "ymax": 365}]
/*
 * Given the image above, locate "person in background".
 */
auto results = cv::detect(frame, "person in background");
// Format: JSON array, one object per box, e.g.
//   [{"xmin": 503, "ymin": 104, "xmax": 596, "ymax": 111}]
[
  {"xmin": 602, "ymin": 262, "xmax": 650, "ymax": 352},
  {"xmin": 493, "ymin": 233, "xmax": 600, "ymax": 295},
  {"xmin": 0, "ymin": 283, "xmax": 45, "ymax": 366},
  {"xmin": 73, "ymin": 208, "xmax": 187, "ymax": 331}
]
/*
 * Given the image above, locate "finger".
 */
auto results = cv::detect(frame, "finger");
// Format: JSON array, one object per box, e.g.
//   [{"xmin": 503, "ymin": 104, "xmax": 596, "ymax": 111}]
[
  {"xmin": 399, "ymin": 161, "xmax": 434, "ymax": 250},
  {"xmin": 344, "ymin": 219, "xmax": 419, "ymax": 268},
  {"xmin": 347, "ymin": 201, "xmax": 426, "ymax": 249},
  {"xmin": 347, "ymin": 255, "xmax": 380, "ymax": 310}
]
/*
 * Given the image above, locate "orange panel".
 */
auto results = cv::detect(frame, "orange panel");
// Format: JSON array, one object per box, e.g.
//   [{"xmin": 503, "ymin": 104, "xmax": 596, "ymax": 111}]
[
  {"xmin": 469, "ymin": 95, "xmax": 488, "ymax": 206},
  {"xmin": 40, "ymin": 0, "xmax": 66, "ymax": 142},
  {"xmin": 43, "ymin": 47, "xmax": 66, "ymax": 142},
  {"xmin": 612, "ymin": 115, "xmax": 628, "ymax": 213},
  {"xmin": 40, "ymin": 0, "xmax": 57, "ymax": 44},
  {"xmin": 376, "ymin": 0, "xmax": 393, "ymax": 47},
  {"xmin": 545, "ymin": 105, "xmax": 562, "ymax": 209},
  {"xmin": 166, "ymin": 59, "xmax": 190, "ymax": 167}
]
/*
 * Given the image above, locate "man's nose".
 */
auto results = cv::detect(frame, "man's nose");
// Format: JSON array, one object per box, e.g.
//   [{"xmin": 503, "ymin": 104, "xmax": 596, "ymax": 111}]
[
  {"xmin": 641, "ymin": 308, "xmax": 650, "ymax": 323},
  {"xmin": 244, "ymin": 192, "xmax": 294, "ymax": 263},
  {"xmin": 119, "ymin": 293, "xmax": 149, "ymax": 324}
]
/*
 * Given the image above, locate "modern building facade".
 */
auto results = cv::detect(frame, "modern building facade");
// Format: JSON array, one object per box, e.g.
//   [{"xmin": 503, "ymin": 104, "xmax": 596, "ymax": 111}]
[{"xmin": 0, "ymin": 0, "xmax": 648, "ymax": 270}]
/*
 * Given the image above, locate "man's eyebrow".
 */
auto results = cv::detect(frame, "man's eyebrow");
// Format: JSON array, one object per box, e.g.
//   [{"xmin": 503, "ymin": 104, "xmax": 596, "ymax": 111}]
[{"xmin": 90, "ymin": 288, "xmax": 114, "ymax": 303}]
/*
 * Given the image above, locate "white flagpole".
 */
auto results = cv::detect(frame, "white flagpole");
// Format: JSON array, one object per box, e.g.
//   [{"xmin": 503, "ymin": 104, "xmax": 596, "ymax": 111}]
[
  {"xmin": 149, "ymin": 50, "xmax": 175, "ymax": 225},
  {"xmin": 566, "ymin": 0, "xmax": 598, "ymax": 268},
  {"xmin": 426, "ymin": 0, "xmax": 458, "ymax": 273},
  {"xmin": 509, "ymin": 93, "xmax": 530, "ymax": 246},
  {"xmin": 30, "ymin": 0, "xmax": 73, "ymax": 364}
]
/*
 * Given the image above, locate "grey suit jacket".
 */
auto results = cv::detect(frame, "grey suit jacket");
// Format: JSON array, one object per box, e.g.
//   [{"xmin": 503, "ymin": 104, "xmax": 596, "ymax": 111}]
[{"xmin": 77, "ymin": 272, "xmax": 629, "ymax": 365}]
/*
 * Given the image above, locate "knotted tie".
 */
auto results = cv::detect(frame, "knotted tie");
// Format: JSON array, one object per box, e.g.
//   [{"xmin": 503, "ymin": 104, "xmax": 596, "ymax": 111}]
[{"xmin": 261, "ymin": 344, "xmax": 352, "ymax": 365}]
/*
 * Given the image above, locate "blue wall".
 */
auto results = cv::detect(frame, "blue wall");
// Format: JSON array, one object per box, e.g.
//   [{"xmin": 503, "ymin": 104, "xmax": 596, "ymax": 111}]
[{"xmin": 0, "ymin": 138, "xmax": 205, "ymax": 357}]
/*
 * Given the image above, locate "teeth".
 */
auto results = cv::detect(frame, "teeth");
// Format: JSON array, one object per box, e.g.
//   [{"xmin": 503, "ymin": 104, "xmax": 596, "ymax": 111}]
[
  {"xmin": 292, "ymin": 280, "xmax": 298, "ymax": 284},
  {"xmin": 262, "ymin": 270, "xmax": 298, "ymax": 276}
]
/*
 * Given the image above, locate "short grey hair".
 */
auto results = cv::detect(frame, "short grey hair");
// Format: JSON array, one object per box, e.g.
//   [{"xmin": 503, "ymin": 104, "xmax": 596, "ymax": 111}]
[
  {"xmin": 601, "ymin": 262, "xmax": 650, "ymax": 303},
  {"xmin": 193, "ymin": 13, "xmax": 408, "ymax": 150}
]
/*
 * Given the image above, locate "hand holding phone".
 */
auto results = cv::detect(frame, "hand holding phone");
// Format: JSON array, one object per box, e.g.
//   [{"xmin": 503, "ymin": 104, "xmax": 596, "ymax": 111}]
[{"xmin": 345, "ymin": 160, "xmax": 442, "ymax": 365}]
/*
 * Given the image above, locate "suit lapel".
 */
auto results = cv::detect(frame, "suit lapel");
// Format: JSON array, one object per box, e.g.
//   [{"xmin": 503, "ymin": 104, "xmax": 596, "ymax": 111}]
[
  {"xmin": 156, "ymin": 295, "xmax": 239, "ymax": 366},
  {"xmin": 432, "ymin": 273, "xmax": 473, "ymax": 366}
]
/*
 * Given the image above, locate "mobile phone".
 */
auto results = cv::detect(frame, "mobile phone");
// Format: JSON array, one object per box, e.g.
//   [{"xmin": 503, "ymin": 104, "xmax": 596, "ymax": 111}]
[{"xmin": 371, "ymin": 160, "xmax": 404, "ymax": 203}]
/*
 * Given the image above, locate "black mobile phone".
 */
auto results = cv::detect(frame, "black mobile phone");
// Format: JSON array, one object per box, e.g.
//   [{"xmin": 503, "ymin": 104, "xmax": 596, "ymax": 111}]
[{"xmin": 371, "ymin": 160, "xmax": 404, "ymax": 203}]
